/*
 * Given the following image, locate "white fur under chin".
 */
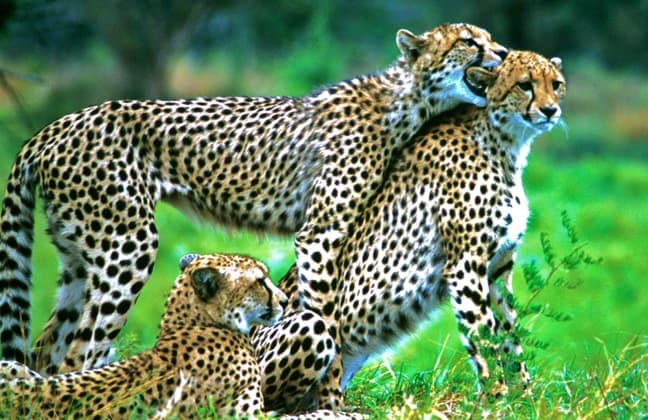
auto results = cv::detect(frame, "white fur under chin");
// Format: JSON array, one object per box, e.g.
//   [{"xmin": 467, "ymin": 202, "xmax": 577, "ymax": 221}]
[
  {"xmin": 469, "ymin": 95, "xmax": 488, "ymax": 107},
  {"xmin": 235, "ymin": 321, "xmax": 251, "ymax": 335},
  {"xmin": 240, "ymin": 306, "xmax": 284, "ymax": 333},
  {"xmin": 493, "ymin": 113, "xmax": 558, "ymax": 168}
]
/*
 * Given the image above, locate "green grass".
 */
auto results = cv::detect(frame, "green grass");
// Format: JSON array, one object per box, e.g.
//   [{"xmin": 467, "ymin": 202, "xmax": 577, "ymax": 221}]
[{"xmin": 346, "ymin": 339, "xmax": 647, "ymax": 418}]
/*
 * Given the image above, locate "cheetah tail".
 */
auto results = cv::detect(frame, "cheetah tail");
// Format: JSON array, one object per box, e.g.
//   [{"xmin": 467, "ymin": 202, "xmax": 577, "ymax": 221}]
[{"xmin": 0, "ymin": 154, "xmax": 38, "ymax": 366}]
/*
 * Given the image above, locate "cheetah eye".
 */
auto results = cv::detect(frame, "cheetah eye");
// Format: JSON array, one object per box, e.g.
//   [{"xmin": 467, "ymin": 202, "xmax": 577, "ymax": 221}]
[
  {"xmin": 517, "ymin": 81, "xmax": 533, "ymax": 92},
  {"xmin": 552, "ymin": 80, "xmax": 563, "ymax": 91},
  {"xmin": 462, "ymin": 38, "xmax": 479, "ymax": 48}
]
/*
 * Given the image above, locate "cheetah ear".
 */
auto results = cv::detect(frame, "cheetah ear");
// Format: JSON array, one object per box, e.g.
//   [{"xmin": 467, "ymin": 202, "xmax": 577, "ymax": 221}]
[
  {"xmin": 191, "ymin": 268, "xmax": 225, "ymax": 301},
  {"xmin": 396, "ymin": 29, "xmax": 425, "ymax": 62},
  {"xmin": 550, "ymin": 57, "xmax": 562, "ymax": 70},
  {"xmin": 179, "ymin": 253, "xmax": 200, "ymax": 271}
]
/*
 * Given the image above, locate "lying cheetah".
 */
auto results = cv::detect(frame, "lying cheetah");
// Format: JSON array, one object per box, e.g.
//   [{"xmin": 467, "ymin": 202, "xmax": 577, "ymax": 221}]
[
  {"xmin": 0, "ymin": 253, "xmax": 287, "ymax": 418},
  {"xmin": 0, "ymin": 23, "xmax": 507, "ymax": 378},
  {"xmin": 254, "ymin": 50, "xmax": 566, "ymax": 409},
  {"xmin": 0, "ymin": 253, "xmax": 365, "ymax": 419}
]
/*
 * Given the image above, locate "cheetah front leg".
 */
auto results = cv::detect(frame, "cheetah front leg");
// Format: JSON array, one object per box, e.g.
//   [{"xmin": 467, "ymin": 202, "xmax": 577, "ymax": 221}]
[
  {"xmin": 445, "ymin": 253, "xmax": 505, "ymax": 393},
  {"xmin": 295, "ymin": 144, "xmax": 387, "ymax": 321},
  {"xmin": 488, "ymin": 250, "xmax": 530, "ymax": 386},
  {"xmin": 295, "ymin": 146, "xmax": 386, "ymax": 410},
  {"xmin": 0, "ymin": 360, "xmax": 42, "ymax": 379}
]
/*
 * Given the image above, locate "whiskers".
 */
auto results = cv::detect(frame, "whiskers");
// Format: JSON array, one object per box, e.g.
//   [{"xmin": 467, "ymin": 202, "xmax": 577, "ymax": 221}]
[
  {"xmin": 556, "ymin": 119, "xmax": 569, "ymax": 139},
  {"xmin": 519, "ymin": 124, "xmax": 534, "ymax": 143}
]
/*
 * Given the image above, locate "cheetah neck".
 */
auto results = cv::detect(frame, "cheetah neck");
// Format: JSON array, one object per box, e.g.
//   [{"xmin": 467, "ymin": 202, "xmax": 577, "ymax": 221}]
[
  {"xmin": 457, "ymin": 110, "xmax": 534, "ymax": 176},
  {"xmin": 382, "ymin": 59, "xmax": 474, "ymax": 142},
  {"xmin": 485, "ymin": 111, "xmax": 541, "ymax": 171},
  {"xmin": 380, "ymin": 62, "xmax": 431, "ymax": 141},
  {"xmin": 314, "ymin": 60, "xmax": 435, "ymax": 145}
]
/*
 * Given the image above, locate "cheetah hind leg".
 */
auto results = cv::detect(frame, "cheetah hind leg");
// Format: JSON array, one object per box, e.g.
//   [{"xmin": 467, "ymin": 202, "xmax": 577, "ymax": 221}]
[
  {"xmin": 59, "ymin": 226, "xmax": 158, "ymax": 374},
  {"xmin": 32, "ymin": 247, "xmax": 88, "ymax": 374},
  {"xmin": 445, "ymin": 256, "xmax": 509, "ymax": 395},
  {"xmin": 36, "ymin": 203, "xmax": 158, "ymax": 374}
]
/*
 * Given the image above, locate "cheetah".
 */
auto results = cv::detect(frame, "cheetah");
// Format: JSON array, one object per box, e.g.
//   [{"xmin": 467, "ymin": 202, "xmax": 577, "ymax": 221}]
[
  {"xmin": 0, "ymin": 252, "xmax": 287, "ymax": 418},
  {"xmin": 0, "ymin": 23, "xmax": 508, "ymax": 376},
  {"xmin": 253, "ymin": 50, "xmax": 566, "ymax": 409},
  {"xmin": 0, "ymin": 253, "xmax": 365, "ymax": 419}
]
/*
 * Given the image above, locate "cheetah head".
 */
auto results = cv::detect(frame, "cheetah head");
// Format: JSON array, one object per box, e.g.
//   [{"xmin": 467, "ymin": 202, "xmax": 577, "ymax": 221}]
[
  {"xmin": 467, "ymin": 50, "xmax": 566, "ymax": 141},
  {"xmin": 179, "ymin": 253, "xmax": 287, "ymax": 334},
  {"xmin": 397, "ymin": 23, "xmax": 508, "ymax": 110}
]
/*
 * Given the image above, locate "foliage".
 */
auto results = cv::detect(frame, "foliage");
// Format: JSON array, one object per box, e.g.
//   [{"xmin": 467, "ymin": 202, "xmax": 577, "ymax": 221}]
[
  {"xmin": 515, "ymin": 211, "xmax": 602, "ymax": 355},
  {"xmin": 3, "ymin": 1, "xmax": 646, "ymax": 68},
  {"xmin": 0, "ymin": 2, "xmax": 645, "ymax": 108}
]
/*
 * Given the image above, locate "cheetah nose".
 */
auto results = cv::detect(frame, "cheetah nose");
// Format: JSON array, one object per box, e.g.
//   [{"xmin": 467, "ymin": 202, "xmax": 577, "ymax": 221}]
[{"xmin": 540, "ymin": 105, "xmax": 558, "ymax": 119}]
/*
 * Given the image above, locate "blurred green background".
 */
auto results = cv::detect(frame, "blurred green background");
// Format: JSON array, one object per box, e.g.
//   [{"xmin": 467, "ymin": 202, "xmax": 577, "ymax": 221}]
[{"xmin": 0, "ymin": 0, "xmax": 646, "ymax": 381}]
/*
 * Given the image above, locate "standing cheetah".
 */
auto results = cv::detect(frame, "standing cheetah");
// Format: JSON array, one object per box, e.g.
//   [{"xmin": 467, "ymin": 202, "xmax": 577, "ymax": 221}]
[
  {"xmin": 253, "ymin": 50, "xmax": 566, "ymax": 409},
  {"xmin": 0, "ymin": 253, "xmax": 287, "ymax": 418},
  {"xmin": 0, "ymin": 23, "xmax": 507, "ymax": 376}
]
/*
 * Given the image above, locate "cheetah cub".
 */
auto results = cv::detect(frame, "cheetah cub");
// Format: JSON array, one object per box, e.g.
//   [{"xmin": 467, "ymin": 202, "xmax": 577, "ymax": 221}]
[{"xmin": 0, "ymin": 253, "xmax": 287, "ymax": 418}]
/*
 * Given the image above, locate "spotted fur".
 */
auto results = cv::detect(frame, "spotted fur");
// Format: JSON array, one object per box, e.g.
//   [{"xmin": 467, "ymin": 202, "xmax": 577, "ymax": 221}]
[
  {"xmin": 253, "ymin": 50, "xmax": 566, "ymax": 409},
  {"xmin": 0, "ymin": 254, "xmax": 365, "ymax": 419}
]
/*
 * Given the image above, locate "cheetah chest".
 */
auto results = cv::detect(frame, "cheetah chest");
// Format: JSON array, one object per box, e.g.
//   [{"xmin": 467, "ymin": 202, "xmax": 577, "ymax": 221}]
[{"xmin": 493, "ymin": 177, "xmax": 529, "ymax": 265}]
